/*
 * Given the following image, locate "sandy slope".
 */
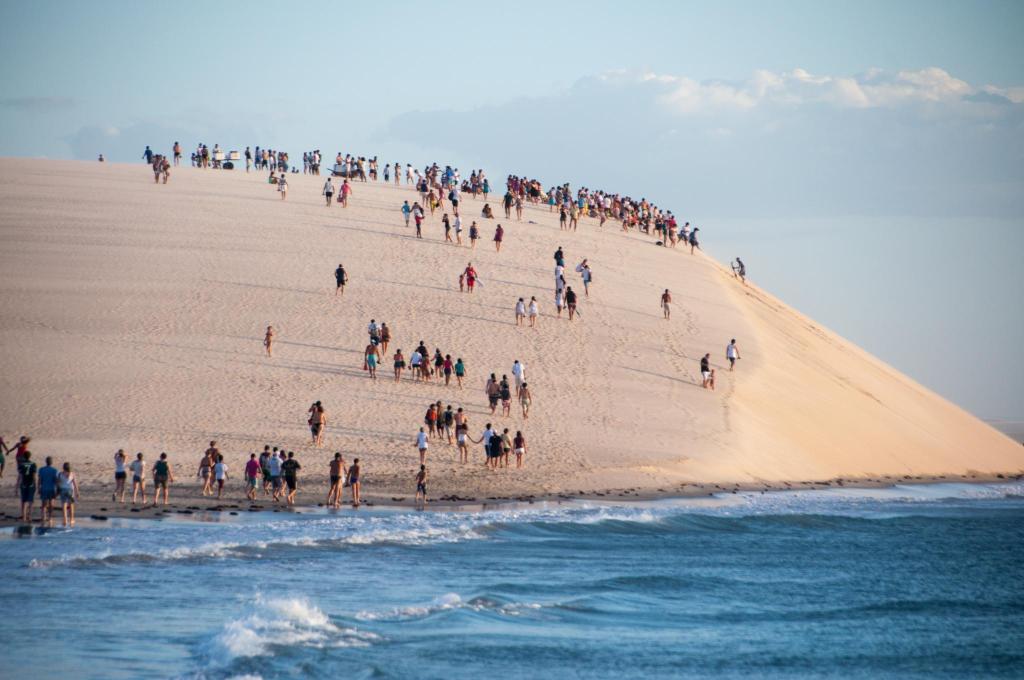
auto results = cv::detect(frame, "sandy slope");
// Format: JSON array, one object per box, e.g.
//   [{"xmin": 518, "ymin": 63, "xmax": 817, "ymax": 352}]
[{"xmin": 0, "ymin": 158, "xmax": 1020, "ymax": 505}]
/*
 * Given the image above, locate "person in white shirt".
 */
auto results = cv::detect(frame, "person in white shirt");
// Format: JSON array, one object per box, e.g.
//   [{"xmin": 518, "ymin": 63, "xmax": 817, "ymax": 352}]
[
  {"xmin": 515, "ymin": 298, "xmax": 526, "ymax": 326},
  {"xmin": 323, "ymin": 178, "xmax": 334, "ymax": 206},
  {"xmin": 113, "ymin": 449, "xmax": 127, "ymax": 503},
  {"xmin": 453, "ymin": 214, "xmax": 463, "ymax": 244},
  {"xmin": 214, "ymin": 455, "xmax": 229, "ymax": 499},
  {"xmin": 416, "ymin": 428, "xmax": 429, "ymax": 465},
  {"xmin": 471, "ymin": 424, "xmax": 495, "ymax": 465},
  {"xmin": 726, "ymin": 339, "xmax": 741, "ymax": 371},
  {"xmin": 512, "ymin": 360, "xmax": 525, "ymax": 396},
  {"xmin": 528, "ymin": 296, "xmax": 539, "ymax": 328},
  {"xmin": 268, "ymin": 452, "xmax": 283, "ymax": 501},
  {"xmin": 129, "ymin": 452, "xmax": 147, "ymax": 505}
]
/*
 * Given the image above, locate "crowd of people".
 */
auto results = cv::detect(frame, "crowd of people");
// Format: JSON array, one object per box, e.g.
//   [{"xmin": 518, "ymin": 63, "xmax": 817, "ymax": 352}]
[{"xmin": 3, "ymin": 142, "xmax": 749, "ymax": 522}]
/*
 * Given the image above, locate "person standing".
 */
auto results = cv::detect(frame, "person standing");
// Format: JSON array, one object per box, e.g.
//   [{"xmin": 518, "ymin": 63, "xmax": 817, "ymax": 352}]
[
  {"xmin": 130, "ymin": 452, "xmax": 147, "ymax": 505},
  {"xmin": 402, "ymin": 200, "xmax": 412, "ymax": 227},
  {"xmin": 323, "ymin": 177, "xmax": 334, "ymax": 206},
  {"xmin": 661, "ymin": 289, "xmax": 672, "ymax": 320},
  {"xmin": 37, "ymin": 456, "xmax": 58, "ymax": 523},
  {"xmin": 494, "ymin": 224, "xmax": 504, "ymax": 252},
  {"xmin": 414, "ymin": 465, "xmax": 428, "ymax": 507},
  {"xmin": 17, "ymin": 451, "xmax": 36, "ymax": 522},
  {"xmin": 327, "ymin": 453, "xmax": 347, "ymax": 508},
  {"xmin": 113, "ymin": 448, "xmax": 127, "ymax": 502},
  {"xmin": 512, "ymin": 360, "xmax": 525, "ymax": 397},
  {"xmin": 245, "ymin": 146, "xmax": 252, "ymax": 172},
  {"xmin": 454, "ymin": 357, "xmax": 466, "ymax": 388},
  {"xmin": 214, "ymin": 455, "xmax": 229, "ymax": 499},
  {"xmin": 529, "ymin": 296, "xmax": 539, "ymax": 328},
  {"xmin": 340, "ymin": 179, "xmax": 352, "ymax": 207},
  {"xmin": 152, "ymin": 452, "xmax": 174, "ymax": 506},
  {"xmin": 282, "ymin": 452, "xmax": 301, "ymax": 505},
  {"xmin": 57, "ymin": 463, "xmax": 79, "ymax": 526},
  {"xmin": 267, "ymin": 449, "xmax": 283, "ymax": 502},
  {"xmin": 245, "ymin": 453, "xmax": 261, "ymax": 501},
  {"xmin": 726, "ymin": 339, "xmax": 741, "ymax": 371},
  {"xmin": 416, "ymin": 427, "xmax": 429, "ymax": 465},
  {"xmin": 515, "ymin": 298, "xmax": 526, "ymax": 326},
  {"xmin": 513, "ymin": 431, "xmax": 527, "ymax": 468},
  {"xmin": 519, "ymin": 382, "xmax": 532, "ymax": 418},
  {"xmin": 264, "ymin": 325, "xmax": 275, "ymax": 357},
  {"xmin": 349, "ymin": 458, "xmax": 362, "ymax": 507}
]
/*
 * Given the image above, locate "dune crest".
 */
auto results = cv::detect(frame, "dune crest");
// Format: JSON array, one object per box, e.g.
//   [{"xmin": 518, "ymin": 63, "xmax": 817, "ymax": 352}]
[{"xmin": 0, "ymin": 159, "xmax": 1019, "ymax": 500}]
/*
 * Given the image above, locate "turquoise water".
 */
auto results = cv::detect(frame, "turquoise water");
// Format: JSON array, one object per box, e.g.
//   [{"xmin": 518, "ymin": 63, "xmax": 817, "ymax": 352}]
[{"xmin": 3, "ymin": 484, "xmax": 1023, "ymax": 679}]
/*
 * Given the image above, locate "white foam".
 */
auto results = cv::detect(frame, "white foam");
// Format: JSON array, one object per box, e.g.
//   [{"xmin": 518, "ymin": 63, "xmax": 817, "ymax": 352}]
[
  {"xmin": 207, "ymin": 596, "xmax": 378, "ymax": 664},
  {"xmin": 355, "ymin": 592, "xmax": 546, "ymax": 621}
]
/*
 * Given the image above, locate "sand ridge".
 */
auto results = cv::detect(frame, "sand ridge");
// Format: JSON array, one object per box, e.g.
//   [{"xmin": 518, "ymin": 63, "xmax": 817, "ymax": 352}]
[{"xmin": 0, "ymin": 158, "xmax": 1020, "ymax": 510}]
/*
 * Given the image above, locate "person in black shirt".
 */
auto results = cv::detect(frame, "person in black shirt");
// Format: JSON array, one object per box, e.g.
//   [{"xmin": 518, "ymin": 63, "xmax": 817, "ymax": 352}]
[
  {"xmin": 19, "ymin": 450, "xmax": 37, "ymax": 522},
  {"xmin": 335, "ymin": 264, "xmax": 348, "ymax": 297},
  {"xmin": 700, "ymin": 354, "xmax": 715, "ymax": 390},
  {"xmin": 565, "ymin": 286, "xmax": 578, "ymax": 321},
  {"xmin": 282, "ymin": 452, "xmax": 301, "ymax": 505}
]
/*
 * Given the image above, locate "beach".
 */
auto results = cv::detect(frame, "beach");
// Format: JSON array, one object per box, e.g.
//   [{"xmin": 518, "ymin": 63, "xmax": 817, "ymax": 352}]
[{"xmin": 0, "ymin": 158, "xmax": 1021, "ymax": 522}]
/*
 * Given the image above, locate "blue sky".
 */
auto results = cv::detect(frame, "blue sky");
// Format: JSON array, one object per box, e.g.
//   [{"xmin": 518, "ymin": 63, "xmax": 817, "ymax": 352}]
[{"xmin": 1, "ymin": 1, "xmax": 1022, "ymax": 420}]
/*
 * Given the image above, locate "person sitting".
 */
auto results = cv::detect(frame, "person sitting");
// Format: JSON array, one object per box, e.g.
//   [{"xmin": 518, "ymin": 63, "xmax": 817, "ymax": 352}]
[{"xmin": 481, "ymin": 203, "xmax": 494, "ymax": 219}]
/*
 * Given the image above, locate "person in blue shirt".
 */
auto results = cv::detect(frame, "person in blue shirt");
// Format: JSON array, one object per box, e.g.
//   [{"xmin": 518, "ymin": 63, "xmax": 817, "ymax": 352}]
[
  {"xmin": 37, "ymin": 456, "xmax": 59, "ymax": 523},
  {"xmin": 142, "ymin": 146, "xmax": 153, "ymax": 164}
]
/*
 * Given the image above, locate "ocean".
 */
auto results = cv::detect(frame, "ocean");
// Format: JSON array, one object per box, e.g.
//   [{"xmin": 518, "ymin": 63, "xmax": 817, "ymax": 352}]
[{"xmin": 3, "ymin": 484, "xmax": 1023, "ymax": 679}]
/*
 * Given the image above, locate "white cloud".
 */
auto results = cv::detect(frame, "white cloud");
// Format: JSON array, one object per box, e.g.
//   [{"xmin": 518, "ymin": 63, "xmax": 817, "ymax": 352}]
[{"xmin": 632, "ymin": 67, "xmax": 1007, "ymax": 115}]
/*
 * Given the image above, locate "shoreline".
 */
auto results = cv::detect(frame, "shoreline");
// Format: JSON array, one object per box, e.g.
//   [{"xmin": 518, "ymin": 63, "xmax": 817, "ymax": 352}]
[{"xmin": 2, "ymin": 472, "xmax": 1021, "ymax": 530}]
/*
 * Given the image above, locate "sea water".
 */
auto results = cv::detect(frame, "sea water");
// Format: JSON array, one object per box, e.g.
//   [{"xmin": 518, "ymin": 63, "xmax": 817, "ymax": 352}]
[{"xmin": 2, "ymin": 484, "xmax": 1023, "ymax": 679}]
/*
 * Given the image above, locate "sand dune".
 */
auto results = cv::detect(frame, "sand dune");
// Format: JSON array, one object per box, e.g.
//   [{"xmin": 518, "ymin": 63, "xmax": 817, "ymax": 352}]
[{"xmin": 0, "ymin": 158, "xmax": 1020, "ymax": 505}]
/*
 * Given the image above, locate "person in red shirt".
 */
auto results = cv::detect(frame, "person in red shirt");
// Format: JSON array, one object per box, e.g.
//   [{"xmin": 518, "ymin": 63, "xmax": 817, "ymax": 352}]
[{"xmin": 244, "ymin": 453, "xmax": 261, "ymax": 501}]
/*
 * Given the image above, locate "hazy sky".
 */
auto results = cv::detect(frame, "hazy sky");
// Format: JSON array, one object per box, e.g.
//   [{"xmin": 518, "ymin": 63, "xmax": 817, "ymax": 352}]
[{"xmin": 1, "ymin": 1, "xmax": 1022, "ymax": 420}]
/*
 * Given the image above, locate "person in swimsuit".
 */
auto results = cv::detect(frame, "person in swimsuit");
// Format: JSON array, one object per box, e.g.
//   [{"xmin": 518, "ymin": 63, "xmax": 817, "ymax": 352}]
[
  {"xmin": 661, "ymin": 289, "xmax": 672, "ymax": 320},
  {"xmin": 152, "ymin": 453, "xmax": 174, "ymax": 506},
  {"xmin": 312, "ymin": 404, "xmax": 327, "ymax": 447},
  {"xmin": 328, "ymin": 453, "xmax": 347, "ymax": 508},
  {"xmin": 519, "ymin": 382, "xmax": 532, "ymax": 419},
  {"xmin": 393, "ymin": 349, "xmax": 406, "ymax": 382},
  {"xmin": 201, "ymin": 441, "xmax": 219, "ymax": 496},
  {"xmin": 414, "ymin": 465, "xmax": 428, "ymax": 508},
  {"xmin": 380, "ymin": 323, "xmax": 391, "ymax": 354},
  {"xmin": 113, "ymin": 448, "xmax": 127, "ymax": 502},
  {"xmin": 365, "ymin": 343, "xmax": 381, "ymax": 380},
  {"xmin": 500, "ymin": 428, "xmax": 513, "ymax": 468},
  {"xmin": 513, "ymin": 431, "xmax": 527, "ymax": 468},
  {"xmin": 485, "ymin": 374, "xmax": 500, "ymax": 415},
  {"xmin": 349, "ymin": 458, "xmax": 361, "ymax": 507},
  {"xmin": 264, "ymin": 325, "xmax": 275, "ymax": 357}
]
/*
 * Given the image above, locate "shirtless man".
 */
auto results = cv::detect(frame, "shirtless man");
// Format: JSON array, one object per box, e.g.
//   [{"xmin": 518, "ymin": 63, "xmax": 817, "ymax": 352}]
[
  {"xmin": 414, "ymin": 465, "xmax": 428, "ymax": 507},
  {"xmin": 365, "ymin": 342, "xmax": 382, "ymax": 380},
  {"xmin": 661, "ymin": 289, "xmax": 672, "ymax": 320},
  {"xmin": 327, "ymin": 453, "xmax": 347, "ymax": 508},
  {"xmin": 264, "ymin": 325, "xmax": 275, "ymax": 357},
  {"xmin": 349, "ymin": 458, "xmax": 362, "ymax": 507}
]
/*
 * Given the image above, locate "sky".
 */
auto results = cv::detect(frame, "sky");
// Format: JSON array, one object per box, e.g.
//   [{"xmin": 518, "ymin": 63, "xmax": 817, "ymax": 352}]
[{"xmin": 1, "ymin": 0, "xmax": 1022, "ymax": 421}]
